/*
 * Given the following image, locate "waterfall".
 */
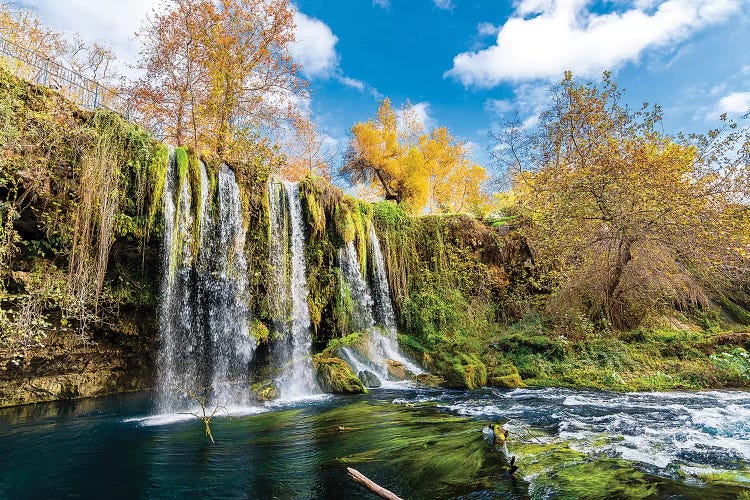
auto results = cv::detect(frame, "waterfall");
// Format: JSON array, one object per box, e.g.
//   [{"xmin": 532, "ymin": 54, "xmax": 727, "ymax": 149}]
[
  {"xmin": 337, "ymin": 226, "xmax": 423, "ymax": 385},
  {"xmin": 268, "ymin": 180, "xmax": 318, "ymax": 399},
  {"xmin": 204, "ymin": 166, "xmax": 255, "ymax": 403},
  {"xmin": 156, "ymin": 158, "xmax": 256, "ymax": 412},
  {"xmin": 367, "ymin": 225, "xmax": 423, "ymax": 376},
  {"xmin": 368, "ymin": 224, "xmax": 396, "ymax": 332},
  {"xmin": 338, "ymin": 241, "xmax": 375, "ymax": 332}
]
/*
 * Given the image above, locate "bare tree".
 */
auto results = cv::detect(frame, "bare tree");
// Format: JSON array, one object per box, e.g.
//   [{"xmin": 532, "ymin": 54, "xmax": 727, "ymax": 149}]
[{"xmin": 175, "ymin": 386, "xmax": 227, "ymax": 445}]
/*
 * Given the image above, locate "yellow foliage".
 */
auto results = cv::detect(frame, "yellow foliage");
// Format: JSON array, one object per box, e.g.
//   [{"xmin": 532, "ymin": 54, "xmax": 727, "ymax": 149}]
[{"xmin": 345, "ymin": 99, "xmax": 489, "ymax": 214}]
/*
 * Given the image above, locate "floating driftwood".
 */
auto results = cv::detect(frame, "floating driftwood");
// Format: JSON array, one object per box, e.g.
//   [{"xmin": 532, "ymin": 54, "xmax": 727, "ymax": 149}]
[{"xmin": 347, "ymin": 467, "xmax": 403, "ymax": 500}]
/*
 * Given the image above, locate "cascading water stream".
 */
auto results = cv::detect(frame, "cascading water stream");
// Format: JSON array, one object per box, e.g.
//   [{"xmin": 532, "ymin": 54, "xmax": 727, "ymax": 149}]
[
  {"xmin": 268, "ymin": 180, "xmax": 319, "ymax": 399},
  {"xmin": 337, "ymin": 227, "xmax": 423, "ymax": 385},
  {"xmin": 156, "ymin": 158, "xmax": 256, "ymax": 413},
  {"xmin": 338, "ymin": 241, "xmax": 375, "ymax": 332},
  {"xmin": 367, "ymin": 225, "xmax": 423, "ymax": 375},
  {"xmin": 368, "ymin": 224, "xmax": 396, "ymax": 331},
  {"xmin": 205, "ymin": 166, "xmax": 255, "ymax": 403}
]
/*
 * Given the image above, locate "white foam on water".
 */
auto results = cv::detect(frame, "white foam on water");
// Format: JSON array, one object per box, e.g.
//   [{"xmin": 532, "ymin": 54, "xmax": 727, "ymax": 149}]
[
  {"xmin": 124, "ymin": 413, "xmax": 196, "ymax": 427},
  {"xmin": 124, "ymin": 404, "xmax": 270, "ymax": 427},
  {"xmin": 430, "ymin": 387, "xmax": 750, "ymax": 481},
  {"xmin": 265, "ymin": 393, "xmax": 334, "ymax": 408}
]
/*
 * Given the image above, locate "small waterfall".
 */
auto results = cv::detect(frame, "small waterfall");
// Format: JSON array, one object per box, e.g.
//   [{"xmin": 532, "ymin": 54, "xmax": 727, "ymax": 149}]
[
  {"xmin": 157, "ymin": 151, "xmax": 205, "ymax": 411},
  {"xmin": 368, "ymin": 224, "xmax": 396, "ymax": 331},
  {"xmin": 339, "ymin": 241, "xmax": 375, "ymax": 332},
  {"xmin": 337, "ymin": 226, "xmax": 423, "ymax": 385},
  {"xmin": 268, "ymin": 180, "xmax": 318, "ymax": 399},
  {"xmin": 156, "ymin": 158, "xmax": 256, "ymax": 412},
  {"xmin": 368, "ymin": 225, "xmax": 422, "ymax": 374}
]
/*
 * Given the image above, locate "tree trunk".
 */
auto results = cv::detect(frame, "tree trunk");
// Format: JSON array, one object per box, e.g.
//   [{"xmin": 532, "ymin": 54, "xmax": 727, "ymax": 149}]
[{"xmin": 605, "ymin": 238, "xmax": 633, "ymax": 326}]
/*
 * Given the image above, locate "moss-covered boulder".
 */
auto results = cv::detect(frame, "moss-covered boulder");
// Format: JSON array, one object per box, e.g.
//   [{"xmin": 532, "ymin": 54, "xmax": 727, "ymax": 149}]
[
  {"xmin": 251, "ymin": 381, "xmax": 279, "ymax": 401},
  {"xmin": 488, "ymin": 363, "xmax": 524, "ymax": 388},
  {"xmin": 441, "ymin": 354, "xmax": 488, "ymax": 389},
  {"xmin": 415, "ymin": 373, "xmax": 444, "ymax": 387},
  {"xmin": 313, "ymin": 354, "xmax": 366, "ymax": 394}
]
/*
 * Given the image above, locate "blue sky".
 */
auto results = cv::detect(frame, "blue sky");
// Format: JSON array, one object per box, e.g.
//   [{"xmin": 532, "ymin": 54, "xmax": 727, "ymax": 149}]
[{"xmin": 22, "ymin": 0, "xmax": 750, "ymax": 173}]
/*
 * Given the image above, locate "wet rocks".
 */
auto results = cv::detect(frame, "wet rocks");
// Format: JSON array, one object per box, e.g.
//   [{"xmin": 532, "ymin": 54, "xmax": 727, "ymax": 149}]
[{"xmin": 358, "ymin": 370, "xmax": 382, "ymax": 388}]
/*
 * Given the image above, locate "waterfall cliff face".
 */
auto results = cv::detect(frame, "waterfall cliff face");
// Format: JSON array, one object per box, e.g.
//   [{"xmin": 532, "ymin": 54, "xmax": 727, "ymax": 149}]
[
  {"xmin": 338, "ymin": 225, "xmax": 422, "ymax": 384},
  {"xmin": 156, "ymin": 159, "xmax": 255, "ymax": 412},
  {"xmin": 268, "ymin": 180, "xmax": 319, "ymax": 399}
]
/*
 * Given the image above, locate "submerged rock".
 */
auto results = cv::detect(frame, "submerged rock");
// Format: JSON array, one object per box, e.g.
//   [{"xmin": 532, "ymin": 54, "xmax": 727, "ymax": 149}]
[
  {"xmin": 358, "ymin": 370, "xmax": 382, "ymax": 388},
  {"xmin": 313, "ymin": 355, "xmax": 366, "ymax": 394}
]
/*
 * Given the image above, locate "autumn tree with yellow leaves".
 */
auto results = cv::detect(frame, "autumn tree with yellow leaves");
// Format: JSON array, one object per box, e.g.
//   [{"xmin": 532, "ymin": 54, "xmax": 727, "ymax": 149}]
[
  {"xmin": 495, "ymin": 72, "xmax": 750, "ymax": 329},
  {"xmin": 132, "ymin": 0, "xmax": 306, "ymax": 157},
  {"xmin": 344, "ymin": 98, "xmax": 488, "ymax": 214}
]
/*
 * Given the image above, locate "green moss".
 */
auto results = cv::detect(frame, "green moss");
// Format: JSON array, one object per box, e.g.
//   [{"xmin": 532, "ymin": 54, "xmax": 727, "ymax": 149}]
[
  {"xmin": 312, "ymin": 354, "xmax": 366, "ymax": 394},
  {"xmin": 434, "ymin": 353, "xmax": 487, "ymax": 389},
  {"xmin": 721, "ymin": 298, "xmax": 750, "ymax": 326},
  {"xmin": 251, "ymin": 380, "xmax": 278, "ymax": 401},
  {"xmin": 146, "ymin": 143, "xmax": 169, "ymax": 231},
  {"xmin": 488, "ymin": 363, "xmax": 524, "ymax": 388},
  {"xmin": 250, "ymin": 319, "xmax": 271, "ymax": 344},
  {"xmin": 325, "ymin": 332, "xmax": 364, "ymax": 355}
]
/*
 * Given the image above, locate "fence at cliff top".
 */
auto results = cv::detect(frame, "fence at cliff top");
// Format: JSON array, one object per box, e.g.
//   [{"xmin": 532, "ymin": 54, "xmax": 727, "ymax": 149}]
[{"xmin": 0, "ymin": 36, "xmax": 165, "ymax": 140}]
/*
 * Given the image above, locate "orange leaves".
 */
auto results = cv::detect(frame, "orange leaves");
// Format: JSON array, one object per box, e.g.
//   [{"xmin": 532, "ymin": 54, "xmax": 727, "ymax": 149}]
[
  {"xmin": 279, "ymin": 116, "xmax": 333, "ymax": 181},
  {"xmin": 133, "ymin": 0, "xmax": 305, "ymax": 157}
]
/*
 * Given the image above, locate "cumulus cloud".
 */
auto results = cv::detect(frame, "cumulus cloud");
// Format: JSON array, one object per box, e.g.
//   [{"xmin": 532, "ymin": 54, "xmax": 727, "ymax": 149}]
[
  {"xmin": 291, "ymin": 10, "xmax": 339, "ymax": 78},
  {"xmin": 713, "ymin": 91, "xmax": 750, "ymax": 117},
  {"xmin": 373, "ymin": 0, "xmax": 391, "ymax": 9},
  {"xmin": 446, "ymin": 0, "xmax": 744, "ymax": 87},
  {"xmin": 396, "ymin": 101, "xmax": 436, "ymax": 131},
  {"xmin": 433, "ymin": 0, "xmax": 454, "ymax": 10}
]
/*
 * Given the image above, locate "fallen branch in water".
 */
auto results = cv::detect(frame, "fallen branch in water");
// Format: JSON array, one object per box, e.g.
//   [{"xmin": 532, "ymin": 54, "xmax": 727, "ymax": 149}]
[{"xmin": 347, "ymin": 467, "xmax": 403, "ymax": 500}]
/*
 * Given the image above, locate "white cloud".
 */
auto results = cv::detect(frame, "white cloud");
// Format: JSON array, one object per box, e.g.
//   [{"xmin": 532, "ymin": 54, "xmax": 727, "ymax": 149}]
[
  {"xmin": 396, "ymin": 101, "xmax": 436, "ymax": 131},
  {"xmin": 477, "ymin": 22, "xmax": 500, "ymax": 36},
  {"xmin": 433, "ymin": 0, "xmax": 454, "ymax": 10},
  {"xmin": 713, "ymin": 91, "xmax": 750, "ymax": 117},
  {"xmin": 338, "ymin": 76, "xmax": 366, "ymax": 91},
  {"xmin": 291, "ymin": 10, "xmax": 339, "ymax": 78},
  {"xmin": 485, "ymin": 98, "xmax": 514, "ymax": 115},
  {"xmin": 373, "ymin": 0, "xmax": 391, "ymax": 8},
  {"xmin": 446, "ymin": 0, "xmax": 744, "ymax": 87},
  {"xmin": 23, "ymin": 0, "xmax": 159, "ymax": 79}
]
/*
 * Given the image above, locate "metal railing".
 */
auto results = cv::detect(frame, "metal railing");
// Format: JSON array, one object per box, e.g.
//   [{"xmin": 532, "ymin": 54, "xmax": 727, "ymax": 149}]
[{"xmin": 0, "ymin": 36, "xmax": 167, "ymax": 139}]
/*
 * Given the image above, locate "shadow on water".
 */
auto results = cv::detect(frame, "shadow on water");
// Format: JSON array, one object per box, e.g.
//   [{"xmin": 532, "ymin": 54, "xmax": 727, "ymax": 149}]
[{"xmin": 1, "ymin": 388, "xmax": 750, "ymax": 499}]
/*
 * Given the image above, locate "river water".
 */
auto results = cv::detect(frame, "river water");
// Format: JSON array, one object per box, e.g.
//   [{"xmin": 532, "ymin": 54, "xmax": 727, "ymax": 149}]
[{"xmin": 2, "ymin": 387, "xmax": 750, "ymax": 499}]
